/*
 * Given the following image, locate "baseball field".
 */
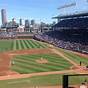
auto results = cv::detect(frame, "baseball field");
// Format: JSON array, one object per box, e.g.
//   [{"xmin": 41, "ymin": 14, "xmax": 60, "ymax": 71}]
[{"xmin": 0, "ymin": 39, "xmax": 88, "ymax": 88}]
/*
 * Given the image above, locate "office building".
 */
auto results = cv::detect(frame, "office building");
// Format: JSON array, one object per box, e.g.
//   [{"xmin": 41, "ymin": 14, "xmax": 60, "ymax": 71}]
[
  {"xmin": 25, "ymin": 19, "xmax": 30, "ymax": 32},
  {"xmin": 19, "ymin": 19, "xmax": 22, "ymax": 25},
  {"xmin": 31, "ymin": 19, "xmax": 35, "ymax": 25},
  {"xmin": 1, "ymin": 9, "xmax": 7, "ymax": 25}
]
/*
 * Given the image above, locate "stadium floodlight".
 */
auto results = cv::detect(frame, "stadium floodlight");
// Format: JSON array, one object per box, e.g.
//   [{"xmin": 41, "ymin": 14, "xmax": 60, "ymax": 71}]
[{"xmin": 58, "ymin": 2, "xmax": 76, "ymax": 10}]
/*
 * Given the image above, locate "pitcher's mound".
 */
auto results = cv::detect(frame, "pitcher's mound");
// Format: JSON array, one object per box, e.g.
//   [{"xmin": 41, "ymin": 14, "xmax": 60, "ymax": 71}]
[{"xmin": 36, "ymin": 57, "xmax": 48, "ymax": 64}]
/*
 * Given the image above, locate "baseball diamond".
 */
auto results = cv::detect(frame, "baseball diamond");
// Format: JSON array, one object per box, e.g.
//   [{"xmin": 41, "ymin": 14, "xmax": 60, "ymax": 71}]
[
  {"xmin": 0, "ymin": 38, "xmax": 88, "ymax": 88},
  {"xmin": 0, "ymin": 2, "xmax": 88, "ymax": 88}
]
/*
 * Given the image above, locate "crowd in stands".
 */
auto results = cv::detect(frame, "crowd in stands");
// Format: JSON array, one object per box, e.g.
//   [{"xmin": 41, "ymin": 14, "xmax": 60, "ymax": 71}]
[
  {"xmin": 0, "ymin": 32, "xmax": 34, "ymax": 39},
  {"xmin": 34, "ymin": 30, "xmax": 88, "ymax": 54},
  {"xmin": 0, "ymin": 32, "xmax": 17, "ymax": 39},
  {"xmin": 54, "ymin": 17, "xmax": 88, "ymax": 29}
]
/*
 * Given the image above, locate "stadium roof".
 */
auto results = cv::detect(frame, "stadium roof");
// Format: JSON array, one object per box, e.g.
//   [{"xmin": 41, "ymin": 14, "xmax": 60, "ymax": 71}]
[{"xmin": 53, "ymin": 12, "xmax": 88, "ymax": 19}]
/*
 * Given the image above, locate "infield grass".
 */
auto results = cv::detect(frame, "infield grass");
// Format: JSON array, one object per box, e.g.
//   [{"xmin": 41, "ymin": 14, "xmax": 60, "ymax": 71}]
[{"xmin": 11, "ymin": 54, "xmax": 72, "ymax": 74}]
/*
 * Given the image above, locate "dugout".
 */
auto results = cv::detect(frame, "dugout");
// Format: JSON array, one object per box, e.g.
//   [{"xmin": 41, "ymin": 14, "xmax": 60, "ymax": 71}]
[{"xmin": 63, "ymin": 74, "xmax": 88, "ymax": 88}]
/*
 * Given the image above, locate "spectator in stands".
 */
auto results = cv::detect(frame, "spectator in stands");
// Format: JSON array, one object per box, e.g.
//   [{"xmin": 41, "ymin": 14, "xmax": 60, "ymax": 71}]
[
  {"xmin": 80, "ymin": 83, "xmax": 87, "ymax": 88},
  {"xmin": 34, "ymin": 30, "xmax": 88, "ymax": 54}
]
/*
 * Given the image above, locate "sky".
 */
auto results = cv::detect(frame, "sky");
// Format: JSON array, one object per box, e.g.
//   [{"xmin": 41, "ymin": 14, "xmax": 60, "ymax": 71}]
[{"xmin": 0, "ymin": 0, "xmax": 88, "ymax": 24}]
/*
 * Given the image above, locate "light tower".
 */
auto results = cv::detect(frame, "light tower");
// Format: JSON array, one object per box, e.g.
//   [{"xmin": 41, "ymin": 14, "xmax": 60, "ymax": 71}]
[
  {"xmin": 57, "ymin": 2, "xmax": 76, "ymax": 22},
  {"xmin": 58, "ymin": 2, "xmax": 76, "ymax": 10}
]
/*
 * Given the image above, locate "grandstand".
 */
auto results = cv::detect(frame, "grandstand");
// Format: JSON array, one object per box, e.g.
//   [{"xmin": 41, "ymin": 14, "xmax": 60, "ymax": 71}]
[
  {"xmin": 34, "ymin": 12, "xmax": 88, "ymax": 54},
  {"xmin": 53, "ymin": 12, "xmax": 88, "ymax": 30},
  {"xmin": 0, "ymin": 32, "xmax": 34, "ymax": 39},
  {"xmin": 0, "ymin": 32, "xmax": 17, "ymax": 39},
  {"xmin": 53, "ymin": 17, "xmax": 88, "ymax": 30}
]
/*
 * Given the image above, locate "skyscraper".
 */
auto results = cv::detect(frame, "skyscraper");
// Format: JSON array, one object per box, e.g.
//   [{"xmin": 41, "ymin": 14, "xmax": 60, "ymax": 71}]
[
  {"xmin": 31, "ymin": 19, "xmax": 35, "ymax": 25},
  {"xmin": 25, "ymin": 19, "xmax": 30, "ymax": 32},
  {"xmin": 19, "ymin": 19, "xmax": 22, "ymax": 25},
  {"xmin": 1, "ymin": 9, "xmax": 7, "ymax": 25},
  {"xmin": 25, "ymin": 20, "xmax": 30, "ymax": 27}
]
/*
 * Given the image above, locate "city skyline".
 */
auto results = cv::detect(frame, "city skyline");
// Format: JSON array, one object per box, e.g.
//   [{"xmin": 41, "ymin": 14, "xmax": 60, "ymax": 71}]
[{"xmin": 0, "ymin": 0, "xmax": 88, "ymax": 24}]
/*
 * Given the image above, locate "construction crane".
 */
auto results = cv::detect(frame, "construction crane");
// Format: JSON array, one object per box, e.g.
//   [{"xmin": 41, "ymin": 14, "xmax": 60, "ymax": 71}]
[{"xmin": 58, "ymin": 2, "xmax": 76, "ymax": 10}]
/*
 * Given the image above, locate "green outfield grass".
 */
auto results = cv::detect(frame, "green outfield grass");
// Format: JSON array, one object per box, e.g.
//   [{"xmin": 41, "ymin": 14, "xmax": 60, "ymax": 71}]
[
  {"xmin": 69, "ymin": 75, "xmax": 88, "ymax": 85},
  {"xmin": 0, "ymin": 74, "xmax": 63, "ymax": 88},
  {"xmin": 0, "ymin": 39, "xmax": 47, "ymax": 52},
  {"xmin": 0, "ymin": 40, "xmax": 13, "ymax": 52},
  {"xmin": 11, "ymin": 54, "xmax": 72, "ymax": 74},
  {"xmin": 57, "ymin": 48, "xmax": 88, "ymax": 66},
  {"xmin": 0, "ymin": 74, "xmax": 88, "ymax": 88}
]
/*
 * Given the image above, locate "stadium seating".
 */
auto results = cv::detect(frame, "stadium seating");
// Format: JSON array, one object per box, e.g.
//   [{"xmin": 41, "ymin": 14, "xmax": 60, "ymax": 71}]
[
  {"xmin": 54, "ymin": 17, "xmax": 88, "ymax": 29},
  {"xmin": 0, "ymin": 32, "xmax": 17, "ymax": 39},
  {"xmin": 34, "ymin": 30, "xmax": 88, "ymax": 54},
  {"xmin": 33, "ymin": 17, "xmax": 88, "ymax": 54}
]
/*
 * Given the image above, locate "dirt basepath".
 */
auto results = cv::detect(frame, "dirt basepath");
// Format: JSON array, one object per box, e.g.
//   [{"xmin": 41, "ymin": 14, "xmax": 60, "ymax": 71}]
[
  {"xmin": 0, "ymin": 53, "xmax": 11, "ymax": 75},
  {"xmin": 0, "ymin": 69, "xmax": 86, "ymax": 80}
]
